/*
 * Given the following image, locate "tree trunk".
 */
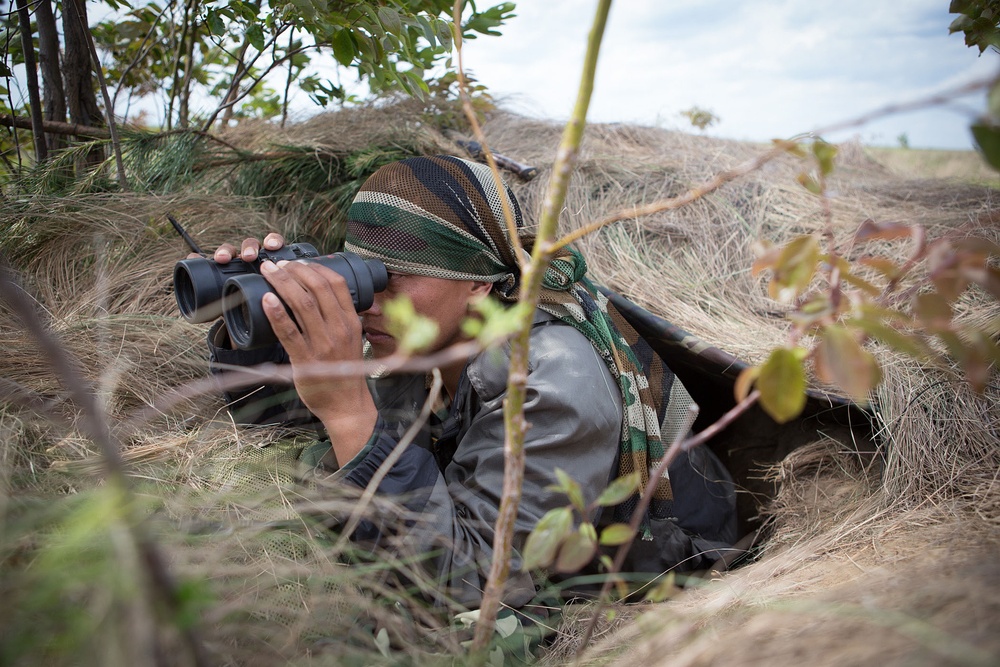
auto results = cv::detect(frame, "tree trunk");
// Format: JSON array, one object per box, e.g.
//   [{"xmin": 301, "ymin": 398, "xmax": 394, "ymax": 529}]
[
  {"xmin": 61, "ymin": 0, "xmax": 104, "ymax": 168},
  {"xmin": 35, "ymin": 0, "xmax": 66, "ymax": 152},
  {"xmin": 15, "ymin": 0, "xmax": 48, "ymax": 162},
  {"xmin": 178, "ymin": 8, "xmax": 199, "ymax": 128}
]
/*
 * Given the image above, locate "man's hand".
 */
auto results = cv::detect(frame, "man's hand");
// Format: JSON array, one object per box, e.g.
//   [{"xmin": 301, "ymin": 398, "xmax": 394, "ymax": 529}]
[
  {"xmin": 189, "ymin": 232, "xmax": 287, "ymax": 262},
  {"xmin": 259, "ymin": 259, "xmax": 378, "ymax": 466}
]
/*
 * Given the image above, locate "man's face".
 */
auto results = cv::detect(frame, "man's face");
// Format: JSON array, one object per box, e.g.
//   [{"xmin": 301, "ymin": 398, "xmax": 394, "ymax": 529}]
[{"xmin": 361, "ymin": 272, "xmax": 491, "ymax": 358}]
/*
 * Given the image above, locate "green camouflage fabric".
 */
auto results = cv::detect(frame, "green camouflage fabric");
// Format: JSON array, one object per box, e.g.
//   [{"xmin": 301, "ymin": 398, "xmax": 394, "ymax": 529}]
[{"xmin": 345, "ymin": 155, "xmax": 694, "ymax": 525}]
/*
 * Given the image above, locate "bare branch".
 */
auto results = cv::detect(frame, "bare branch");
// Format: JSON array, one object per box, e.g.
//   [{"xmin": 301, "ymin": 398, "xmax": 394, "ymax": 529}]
[
  {"xmin": 577, "ymin": 390, "xmax": 761, "ymax": 654},
  {"xmin": 553, "ymin": 146, "xmax": 786, "ymax": 252},
  {"xmin": 0, "ymin": 113, "xmax": 111, "ymax": 138},
  {"xmin": 122, "ymin": 340, "xmax": 485, "ymax": 434},
  {"xmin": 451, "ymin": 4, "xmax": 524, "ymax": 266}
]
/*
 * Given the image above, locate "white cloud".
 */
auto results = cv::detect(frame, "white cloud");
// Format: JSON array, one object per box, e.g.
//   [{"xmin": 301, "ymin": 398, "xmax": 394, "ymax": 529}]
[{"xmin": 463, "ymin": 0, "xmax": 1000, "ymax": 148}]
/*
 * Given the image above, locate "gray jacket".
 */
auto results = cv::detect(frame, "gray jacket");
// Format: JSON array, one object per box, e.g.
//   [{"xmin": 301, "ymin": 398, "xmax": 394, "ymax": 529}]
[{"xmin": 211, "ymin": 310, "xmax": 737, "ymax": 609}]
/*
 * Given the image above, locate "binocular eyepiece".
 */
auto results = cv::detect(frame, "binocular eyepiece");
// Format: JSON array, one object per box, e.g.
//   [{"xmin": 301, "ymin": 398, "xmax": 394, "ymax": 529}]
[{"xmin": 173, "ymin": 244, "xmax": 388, "ymax": 350}]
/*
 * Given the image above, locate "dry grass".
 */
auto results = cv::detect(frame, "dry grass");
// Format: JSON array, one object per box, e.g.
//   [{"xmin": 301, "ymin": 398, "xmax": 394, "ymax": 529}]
[{"xmin": 1, "ymin": 105, "xmax": 998, "ymax": 665}]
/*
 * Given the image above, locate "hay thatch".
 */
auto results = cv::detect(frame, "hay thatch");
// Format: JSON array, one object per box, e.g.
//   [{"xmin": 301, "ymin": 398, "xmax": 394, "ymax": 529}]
[{"xmin": 1, "ymin": 104, "xmax": 998, "ymax": 664}]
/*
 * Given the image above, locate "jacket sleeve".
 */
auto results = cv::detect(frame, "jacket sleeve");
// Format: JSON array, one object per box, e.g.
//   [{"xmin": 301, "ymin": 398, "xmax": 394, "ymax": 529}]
[
  {"xmin": 340, "ymin": 320, "xmax": 623, "ymax": 609},
  {"xmin": 206, "ymin": 320, "xmax": 317, "ymax": 426}
]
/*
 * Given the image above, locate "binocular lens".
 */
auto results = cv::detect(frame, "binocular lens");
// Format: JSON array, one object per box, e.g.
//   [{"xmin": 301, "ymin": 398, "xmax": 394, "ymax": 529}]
[
  {"xmin": 173, "ymin": 243, "xmax": 320, "ymax": 324},
  {"xmin": 173, "ymin": 258, "xmax": 229, "ymax": 323}
]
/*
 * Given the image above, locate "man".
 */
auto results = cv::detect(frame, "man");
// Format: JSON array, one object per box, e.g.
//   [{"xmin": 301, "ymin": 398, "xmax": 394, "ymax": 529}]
[{"xmin": 207, "ymin": 155, "xmax": 737, "ymax": 610}]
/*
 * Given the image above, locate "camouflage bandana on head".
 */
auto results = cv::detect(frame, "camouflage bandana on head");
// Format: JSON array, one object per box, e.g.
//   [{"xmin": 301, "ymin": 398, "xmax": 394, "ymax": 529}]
[
  {"xmin": 345, "ymin": 155, "xmax": 523, "ymax": 285},
  {"xmin": 346, "ymin": 155, "xmax": 693, "ymax": 528}
]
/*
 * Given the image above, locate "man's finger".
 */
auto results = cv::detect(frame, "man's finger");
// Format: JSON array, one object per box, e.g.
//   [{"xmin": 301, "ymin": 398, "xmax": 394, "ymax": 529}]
[
  {"xmin": 261, "ymin": 261, "xmax": 362, "ymax": 353},
  {"xmin": 261, "ymin": 291, "xmax": 305, "ymax": 356},
  {"xmin": 214, "ymin": 243, "xmax": 239, "ymax": 264},
  {"xmin": 302, "ymin": 262, "xmax": 360, "ymax": 321},
  {"xmin": 286, "ymin": 261, "xmax": 360, "ymax": 339},
  {"xmin": 263, "ymin": 233, "xmax": 285, "ymax": 250},
  {"xmin": 261, "ymin": 261, "xmax": 333, "ymax": 346},
  {"xmin": 240, "ymin": 238, "xmax": 262, "ymax": 261}
]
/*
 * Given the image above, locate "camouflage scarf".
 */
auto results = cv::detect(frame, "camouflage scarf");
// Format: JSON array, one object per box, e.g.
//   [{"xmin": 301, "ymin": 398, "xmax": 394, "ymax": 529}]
[{"xmin": 345, "ymin": 155, "xmax": 692, "ymax": 526}]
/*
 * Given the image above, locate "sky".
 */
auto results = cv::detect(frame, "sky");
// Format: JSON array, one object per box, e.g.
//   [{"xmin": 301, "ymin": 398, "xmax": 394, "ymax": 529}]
[{"xmin": 458, "ymin": 0, "xmax": 1000, "ymax": 150}]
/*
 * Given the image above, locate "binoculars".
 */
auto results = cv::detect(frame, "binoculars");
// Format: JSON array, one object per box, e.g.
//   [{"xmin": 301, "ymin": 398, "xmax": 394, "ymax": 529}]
[{"xmin": 173, "ymin": 243, "xmax": 388, "ymax": 350}]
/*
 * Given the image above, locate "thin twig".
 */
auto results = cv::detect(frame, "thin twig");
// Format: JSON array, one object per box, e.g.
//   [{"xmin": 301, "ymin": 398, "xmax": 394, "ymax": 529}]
[
  {"xmin": 554, "ymin": 75, "xmax": 998, "ymax": 257},
  {"xmin": 451, "ymin": 2, "xmax": 524, "ymax": 267},
  {"xmin": 471, "ymin": 0, "xmax": 613, "ymax": 652},
  {"xmin": 575, "ymin": 389, "xmax": 761, "ymax": 655},
  {"xmin": 122, "ymin": 340, "xmax": 485, "ymax": 434},
  {"xmin": 552, "ymin": 146, "xmax": 786, "ymax": 252},
  {"xmin": 575, "ymin": 403, "xmax": 699, "ymax": 653}
]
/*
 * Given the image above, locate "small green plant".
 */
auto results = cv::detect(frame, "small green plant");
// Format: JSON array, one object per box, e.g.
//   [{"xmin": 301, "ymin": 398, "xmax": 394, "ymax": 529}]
[
  {"xmin": 521, "ymin": 469, "xmax": 639, "ymax": 574},
  {"xmin": 680, "ymin": 106, "xmax": 719, "ymax": 131},
  {"xmin": 897, "ymin": 132, "xmax": 911, "ymax": 149},
  {"xmin": 743, "ymin": 138, "xmax": 1000, "ymax": 422}
]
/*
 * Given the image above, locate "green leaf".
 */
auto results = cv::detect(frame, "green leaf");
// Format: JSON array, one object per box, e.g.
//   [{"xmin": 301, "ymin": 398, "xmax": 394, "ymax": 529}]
[
  {"xmin": 554, "ymin": 526, "xmax": 597, "ymax": 573},
  {"xmin": 848, "ymin": 318, "xmax": 931, "ymax": 361},
  {"xmin": 463, "ymin": 2, "xmax": 516, "ymax": 38},
  {"xmin": 644, "ymin": 572, "xmax": 679, "ymax": 603},
  {"xmin": 769, "ymin": 234, "xmax": 820, "ymax": 304},
  {"xmin": 787, "ymin": 295, "xmax": 835, "ymax": 328},
  {"xmin": 332, "ymin": 27, "xmax": 357, "ymax": 67},
  {"xmin": 840, "ymin": 270, "xmax": 881, "ymax": 297},
  {"xmin": 972, "ymin": 122, "xmax": 1000, "ymax": 171},
  {"xmin": 552, "ymin": 468, "xmax": 586, "ymax": 513},
  {"xmin": 206, "ymin": 9, "xmax": 226, "ymax": 36},
  {"xmin": 599, "ymin": 523, "xmax": 635, "ymax": 546},
  {"xmin": 797, "ymin": 172, "xmax": 822, "ymax": 195},
  {"xmin": 814, "ymin": 325, "xmax": 882, "ymax": 403},
  {"xmin": 374, "ymin": 627, "xmax": 391, "ymax": 658},
  {"xmin": 246, "ymin": 23, "xmax": 265, "ymax": 51},
  {"xmin": 377, "ymin": 6, "xmax": 402, "ymax": 35},
  {"xmin": 773, "ymin": 139, "xmax": 807, "ymax": 157},
  {"xmin": 232, "ymin": 1, "xmax": 259, "ymax": 22},
  {"xmin": 521, "ymin": 507, "xmax": 573, "ymax": 571},
  {"xmin": 595, "ymin": 472, "xmax": 641, "ymax": 507},
  {"xmin": 416, "ymin": 15, "xmax": 437, "ymax": 46},
  {"xmin": 384, "ymin": 294, "xmax": 439, "ymax": 354},
  {"xmin": 757, "ymin": 347, "xmax": 807, "ymax": 423},
  {"xmin": 734, "ymin": 365, "xmax": 760, "ymax": 402},
  {"xmin": 811, "ymin": 139, "xmax": 838, "ymax": 176}
]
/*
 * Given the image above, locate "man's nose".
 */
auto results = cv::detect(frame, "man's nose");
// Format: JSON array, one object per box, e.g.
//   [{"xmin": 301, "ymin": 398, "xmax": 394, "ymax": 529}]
[{"xmin": 365, "ymin": 292, "xmax": 385, "ymax": 316}]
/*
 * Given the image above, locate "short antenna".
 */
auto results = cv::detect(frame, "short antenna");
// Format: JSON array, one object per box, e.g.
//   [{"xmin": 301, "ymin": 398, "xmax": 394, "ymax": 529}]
[{"xmin": 167, "ymin": 213, "xmax": 204, "ymax": 255}]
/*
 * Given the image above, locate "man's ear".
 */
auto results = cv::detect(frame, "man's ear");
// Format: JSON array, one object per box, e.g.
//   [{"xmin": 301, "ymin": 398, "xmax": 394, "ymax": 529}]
[{"xmin": 469, "ymin": 280, "xmax": 493, "ymax": 299}]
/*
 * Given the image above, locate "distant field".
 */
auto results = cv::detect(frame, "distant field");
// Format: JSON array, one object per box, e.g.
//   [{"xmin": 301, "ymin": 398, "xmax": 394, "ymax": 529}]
[{"xmin": 865, "ymin": 145, "xmax": 1000, "ymax": 185}]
